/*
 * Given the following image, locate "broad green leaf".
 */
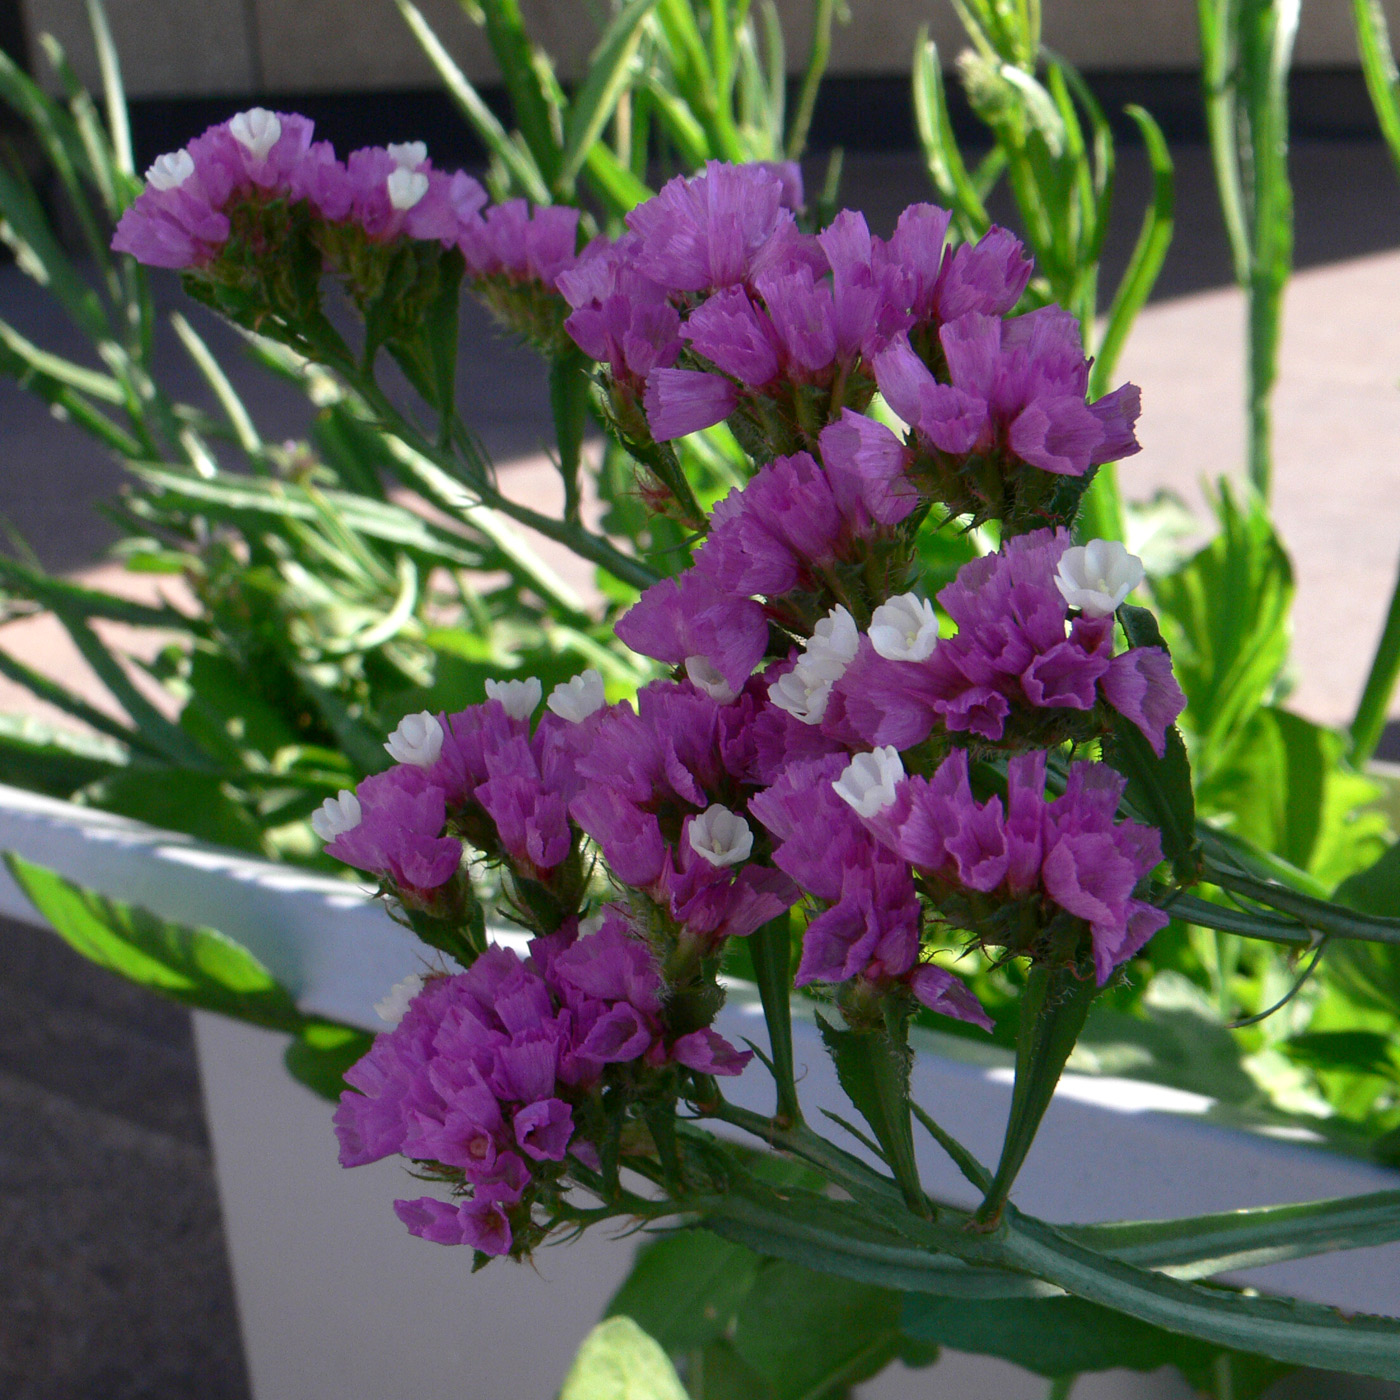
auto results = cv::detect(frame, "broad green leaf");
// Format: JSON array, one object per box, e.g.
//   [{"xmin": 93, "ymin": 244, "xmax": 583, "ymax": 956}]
[
  {"xmin": 175, "ymin": 650, "xmax": 305, "ymax": 767},
  {"xmin": 284, "ymin": 1020, "xmax": 373, "ymax": 1102},
  {"xmin": 605, "ymin": 1230, "xmax": 762, "ymax": 1350},
  {"xmin": 732, "ymin": 1259, "xmax": 933, "ymax": 1399},
  {"xmin": 901, "ymin": 1293, "xmax": 1287, "ymax": 1395},
  {"xmin": 0, "ymin": 713, "xmax": 128, "ymax": 797},
  {"xmin": 4, "ymin": 854, "xmax": 301, "ymax": 1029},
  {"xmin": 1329, "ymin": 839, "xmax": 1400, "ymax": 1016},
  {"xmin": 559, "ymin": 0, "xmax": 664, "ymax": 190},
  {"xmin": 1151, "ymin": 484, "xmax": 1293, "ymax": 772},
  {"xmin": 559, "ymin": 1317, "xmax": 688, "ymax": 1400}
]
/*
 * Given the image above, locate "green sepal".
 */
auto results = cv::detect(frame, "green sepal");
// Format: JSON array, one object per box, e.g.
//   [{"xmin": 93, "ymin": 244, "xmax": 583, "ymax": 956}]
[
  {"xmin": 816, "ymin": 1010, "xmax": 928, "ymax": 1216},
  {"xmin": 976, "ymin": 961, "xmax": 1099, "ymax": 1226}
]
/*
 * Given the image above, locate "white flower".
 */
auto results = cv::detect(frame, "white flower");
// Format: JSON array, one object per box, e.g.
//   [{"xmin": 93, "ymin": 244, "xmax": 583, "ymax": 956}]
[
  {"xmin": 228, "ymin": 107, "xmax": 282, "ymax": 160},
  {"xmin": 386, "ymin": 141, "xmax": 428, "ymax": 169},
  {"xmin": 485, "ymin": 675, "xmax": 542, "ymax": 721},
  {"xmin": 687, "ymin": 804, "xmax": 754, "ymax": 867},
  {"xmin": 384, "ymin": 710, "xmax": 444, "ymax": 767},
  {"xmin": 767, "ymin": 605, "xmax": 859, "ymax": 725},
  {"xmin": 310, "ymin": 789, "xmax": 361, "ymax": 842},
  {"xmin": 685, "ymin": 655, "xmax": 738, "ymax": 704},
  {"xmin": 869, "ymin": 593, "xmax": 939, "ymax": 662},
  {"xmin": 1054, "ymin": 539, "xmax": 1144, "ymax": 618},
  {"xmin": 386, "ymin": 167, "xmax": 429, "ymax": 211},
  {"xmin": 547, "ymin": 669, "xmax": 606, "ymax": 722},
  {"xmin": 145, "ymin": 149, "xmax": 194, "ymax": 191},
  {"xmin": 833, "ymin": 747, "xmax": 905, "ymax": 817},
  {"xmin": 374, "ymin": 973, "xmax": 425, "ymax": 1027}
]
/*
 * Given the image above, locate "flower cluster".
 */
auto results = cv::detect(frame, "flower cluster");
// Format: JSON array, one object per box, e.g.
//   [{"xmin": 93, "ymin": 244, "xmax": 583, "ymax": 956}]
[
  {"xmin": 269, "ymin": 157, "xmax": 1191, "ymax": 1258},
  {"xmin": 335, "ymin": 908, "xmax": 751, "ymax": 1256},
  {"xmin": 838, "ymin": 747, "xmax": 1169, "ymax": 984},
  {"xmin": 831, "ymin": 529, "xmax": 1185, "ymax": 755},
  {"xmin": 113, "ymin": 109, "xmax": 583, "ymax": 350}
]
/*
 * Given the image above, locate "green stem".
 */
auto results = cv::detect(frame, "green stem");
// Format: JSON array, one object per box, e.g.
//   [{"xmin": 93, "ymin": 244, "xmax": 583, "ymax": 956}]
[
  {"xmin": 1350, "ymin": 540, "xmax": 1400, "ymax": 764},
  {"xmin": 785, "ymin": 0, "xmax": 836, "ymax": 160},
  {"xmin": 748, "ymin": 913, "xmax": 802, "ymax": 1125}
]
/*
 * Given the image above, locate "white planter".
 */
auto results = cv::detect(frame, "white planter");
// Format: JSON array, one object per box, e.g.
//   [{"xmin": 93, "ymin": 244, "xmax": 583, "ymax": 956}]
[{"xmin": 3, "ymin": 780, "xmax": 1400, "ymax": 1398}]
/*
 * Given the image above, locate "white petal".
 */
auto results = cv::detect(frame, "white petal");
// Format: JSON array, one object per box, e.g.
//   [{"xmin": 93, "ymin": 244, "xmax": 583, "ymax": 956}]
[
  {"xmin": 1054, "ymin": 540, "xmax": 1144, "ymax": 617},
  {"xmin": 228, "ymin": 107, "xmax": 281, "ymax": 160},
  {"xmin": 386, "ymin": 141, "xmax": 428, "ymax": 169},
  {"xmin": 375, "ymin": 973, "xmax": 425, "ymax": 1027},
  {"xmin": 547, "ymin": 670, "xmax": 607, "ymax": 723},
  {"xmin": 684, "ymin": 655, "xmax": 738, "ymax": 704},
  {"xmin": 868, "ymin": 593, "xmax": 939, "ymax": 662},
  {"xmin": 687, "ymin": 804, "xmax": 754, "ymax": 867},
  {"xmin": 310, "ymin": 789, "xmax": 361, "ymax": 842},
  {"xmin": 832, "ymin": 747, "xmax": 905, "ymax": 817},
  {"xmin": 384, "ymin": 710, "xmax": 444, "ymax": 767},
  {"xmin": 387, "ymin": 167, "xmax": 429, "ymax": 211},
  {"xmin": 485, "ymin": 676, "xmax": 542, "ymax": 721},
  {"xmin": 146, "ymin": 149, "xmax": 194, "ymax": 191}
]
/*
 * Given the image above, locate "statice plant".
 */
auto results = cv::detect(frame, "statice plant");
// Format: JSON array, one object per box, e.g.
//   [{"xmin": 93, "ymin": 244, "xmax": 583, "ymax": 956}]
[{"xmin": 104, "ymin": 117, "xmax": 1400, "ymax": 1383}]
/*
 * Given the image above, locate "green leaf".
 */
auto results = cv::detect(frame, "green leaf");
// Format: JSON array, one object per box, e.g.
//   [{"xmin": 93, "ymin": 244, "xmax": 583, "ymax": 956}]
[
  {"xmin": 606, "ymin": 1229, "xmax": 762, "ymax": 1350},
  {"xmin": 746, "ymin": 912, "xmax": 800, "ymax": 1123},
  {"xmin": 912, "ymin": 28, "xmax": 991, "ymax": 240},
  {"xmin": 4, "ymin": 854, "xmax": 302, "ymax": 1029},
  {"xmin": 976, "ymin": 962, "xmax": 1099, "ymax": 1225},
  {"xmin": 474, "ymin": 0, "xmax": 563, "ymax": 186},
  {"xmin": 1199, "ymin": 706, "xmax": 1387, "ymax": 888},
  {"xmin": 283, "ymin": 1020, "xmax": 374, "ymax": 1101},
  {"xmin": 1150, "ymin": 483, "xmax": 1293, "ymax": 772},
  {"xmin": 1068, "ymin": 1186, "xmax": 1400, "ymax": 1279},
  {"xmin": 901, "ymin": 1293, "xmax": 1287, "ymax": 1395},
  {"xmin": 558, "ymin": 0, "xmax": 663, "ymax": 191},
  {"xmin": 175, "ymin": 650, "xmax": 303, "ymax": 767},
  {"xmin": 559, "ymin": 1317, "xmax": 688, "ymax": 1400},
  {"xmin": 1106, "ymin": 603, "xmax": 1198, "ymax": 877},
  {"xmin": 732, "ymin": 1259, "xmax": 930, "ymax": 1399},
  {"xmin": 0, "ymin": 713, "xmax": 128, "ymax": 797},
  {"xmin": 816, "ymin": 1012, "xmax": 926, "ymax": 1214},
  {"xmin": 394, "ymin": 0, "xmax": 550, "ymax": 204}
]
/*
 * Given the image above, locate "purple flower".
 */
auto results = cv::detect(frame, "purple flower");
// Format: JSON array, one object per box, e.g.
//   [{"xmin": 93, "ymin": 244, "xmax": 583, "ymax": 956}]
[
  {"xmin": 560, "ymin": 234, "xmax": 681, "ymax": 389},
  {"xmin": 459, "ymin": 199, "xmax": 580, "ymax": 288},
  {"xmin": 514, "ymin": 1098, "xmax": 574, "ymax": 1161},
  {"xmin": 671, "ymin": 1027, "xmax": 754, "ymax": 1076},
  {"xmin": 644, "ymin": 367, "xmax": 741, "ymax": 440},
  {"xmin": 861, "ymin": 749, "xmax": 1167, "ymax": 984},
  {"xmin": 324, "ymin": 765, "xmax": 461, "ymax": 893},
  {"xmin": 615, "ymin": 569, "xmax": 768, "ymax": 693},
  {"xmin": 346, "ymin": 147, "xmax": 461, "ymax": 243},
  {"xmin": 909, "ymin": 965, "xmax": 995, "ymax": 1030},
  {"xmin": 874, "ymin": 307, "xmax": 1140, "ymax": 477},
  {"xmin": 625, "ymin": 160, "xmax": 799, "ymax": 294},
  {"xmin": 684, "ymin": 286, "xmax": 784, "ymax": 386},
  {"xmin": 1100, "ymin": 647, "xmax": 1187, "ymax": 758}
]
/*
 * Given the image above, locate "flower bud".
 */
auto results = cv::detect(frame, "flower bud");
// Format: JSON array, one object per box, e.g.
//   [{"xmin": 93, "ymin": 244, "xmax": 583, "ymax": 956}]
[
  {"xmin": 311, "ymin": 788, "xmax": 361, "ymax": 841},
  {"xmin": 384, "ymin": 710, "xmax": 444, "ymax": 767},
  {"xmin": 485, "ymin": 676, "xmax": 542, "ymax": 721},
  {"xmin": 547, "ymin": 669, "xmax": 607, "ymax": 722},
  {"xmin": 833, "ymin": 746, "xmax": 905, "ymax": 817}
]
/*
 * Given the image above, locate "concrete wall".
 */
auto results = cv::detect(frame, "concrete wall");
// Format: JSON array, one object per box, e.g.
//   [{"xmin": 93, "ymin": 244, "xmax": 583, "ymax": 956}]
[{"xmin": 18, "ymin": 0, "xmax": 1400, "ymax": 99}]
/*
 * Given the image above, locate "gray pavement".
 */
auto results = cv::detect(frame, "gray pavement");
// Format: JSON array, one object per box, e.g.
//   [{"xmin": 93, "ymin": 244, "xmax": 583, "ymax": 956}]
[{"xmin": 5, "ymin": 143, "xmax": 1400, "ymax": 1398}]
